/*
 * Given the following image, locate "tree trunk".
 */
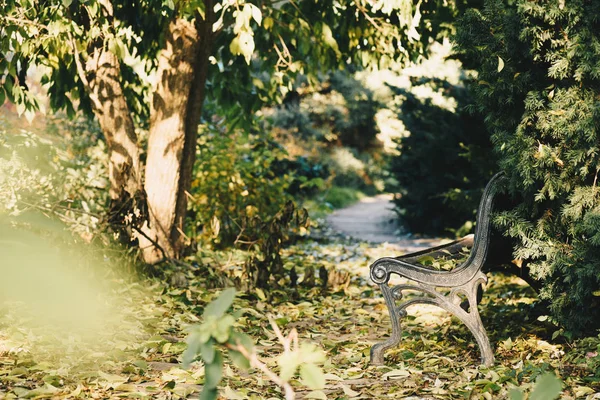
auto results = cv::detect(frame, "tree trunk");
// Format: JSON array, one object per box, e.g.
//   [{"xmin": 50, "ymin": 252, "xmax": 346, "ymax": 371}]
[
  {"xmin": 85, "ymin": 48, "xmax": 144, "ymax": 242},
  {"xmin": 142, "ymin": 14, "xmax": 213, "ymax": 263}
]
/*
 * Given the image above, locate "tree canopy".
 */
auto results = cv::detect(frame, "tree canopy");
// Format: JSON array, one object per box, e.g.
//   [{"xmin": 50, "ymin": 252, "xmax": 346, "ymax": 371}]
[{"xmin": 1, "ymin": 0, "xmax": 463, "ymax": 267}]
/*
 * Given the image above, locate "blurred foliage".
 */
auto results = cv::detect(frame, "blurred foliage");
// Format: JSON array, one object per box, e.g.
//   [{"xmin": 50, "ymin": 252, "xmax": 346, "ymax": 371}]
[
  {"xmin": 266, "ymin": 71, "xmax": 390, "ymax": 204},
  {"xmin": 322, "ymin": 186, "xmax": 366, "ymax": 210},
  {"xmin": 269, "ymin": 72, "xmax": 379, "ymax": 150},
  {"xmin": 183, "ymin": 288, "xmax": 326, "ymax": 400},
  {"xmin": 0, "ymin": 114, "xmax": 111, "ymax": 243},
  {"xmin": 271, "ymin": 156, "xmax": 329, "ymax": 197},
  {"xmin": 321, "ymin": 41, "xmax": 496, "ymax": 237},
  {"xmin": 189, "ymin": 124, "xmax": 292, "ymax": 246},
  {"xmin": 456, "ymin": 0, "xmax": 600, "ymax": 335}
]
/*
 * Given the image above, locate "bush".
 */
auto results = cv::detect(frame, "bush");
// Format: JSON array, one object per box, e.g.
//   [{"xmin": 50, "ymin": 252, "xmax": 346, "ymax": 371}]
[
  {"xmin": 188, "ymin": 125, "xmax": 293, "ymax": 247},
  {"xmin": 271, "ymin": 156, "xmax": 329, "ymax": 197},
  {"xmin": 456, "ymin": 0, "xmax": 600, "ymax": 334},
  {"xmin": 270, "ymin": 71, "xmax": 379, "ymax": 151},
  {"xmin": 387, "ymin": 76, "xmax": 496, "ymax": 236},
  {"xmin": 188, "ymin": 125, "xmax": 310, "ymax": 289}
]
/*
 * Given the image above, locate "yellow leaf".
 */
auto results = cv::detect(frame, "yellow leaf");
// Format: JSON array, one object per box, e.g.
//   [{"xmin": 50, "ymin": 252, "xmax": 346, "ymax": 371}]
[
  {"xmin": 305, "ymin": 391, "xmax": 327, "ymax": 400},
  {"xmin": 341, "ymin": 383, "xmax": 360, "ymax": 397}
]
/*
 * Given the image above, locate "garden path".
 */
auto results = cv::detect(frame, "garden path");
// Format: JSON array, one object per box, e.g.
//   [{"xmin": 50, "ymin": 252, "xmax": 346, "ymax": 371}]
[{"xmin": 326, "ymin": 194, "xmax": 443, "ymax": 253}]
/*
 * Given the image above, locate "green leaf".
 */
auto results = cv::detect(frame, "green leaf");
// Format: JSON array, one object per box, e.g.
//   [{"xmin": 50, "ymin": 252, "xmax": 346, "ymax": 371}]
[
  {"xmin": 417, "ymin": 255, "xmax": 435, "ymax": 265},
  {"xmin": 182, "ymin": 331, "xmax": 203, "ymax": 368},
  {"xmin": 164, "ymin": 0, "xmax": 175, "ymax": 10},
  {"xmin": 300, "ymin": 363, "xmax": 325, "ymax": 390},
  {"xmin": 164, "ymin": 380, "xmax": 176, "ymax": 390},
  {"xmin": 199, "ymin": 388, "xmax": 218, "ymax": 400},
  {"xmin": 204, "ymin": 288, "xmax": 236, "ymax": 318},
  {"xmin": 200, "ymin": 339, "xmax": 216, "ymax": 364},
  {"xmin": 250, "ymin": 4, "xmax": 262, "ymax": 25},
  {"xmin": 299, "ymin": 343, "xmax": 326, "ymax": 364},
  {"xmin": 231, "ymin": 332, "xmax": 254, "ymax": 352},
  {"xmin": 509, "ymin": 388, "xmax": 524, "ymax": 400},
  {"xmin": 133, "ymin": 360, "xmax": 148, "ymax": 372},
  {"xmin": 204, "ymin": 350, "xmax": 223, "ymax": 389},
  {"xmin": 213, "ymin": 315, "xmax": 235, "ymax": 343},
  {"xmin": 228, "ymin": 348, "xmax": 250, "ymax": 370},
  {"xmin": 263, "ymin": 16, "xmax": 273, "ymax": 30},
  {"xmin": 321, "ymin": 23, "xmax": 340, "ymax": 56},
  {"xmin": 278, "ymin": 351, "xmax": 300, "ymax": 381},
  {"xmin": 530, "ymin": 373, "xmax": 562, "ymax": 400}
]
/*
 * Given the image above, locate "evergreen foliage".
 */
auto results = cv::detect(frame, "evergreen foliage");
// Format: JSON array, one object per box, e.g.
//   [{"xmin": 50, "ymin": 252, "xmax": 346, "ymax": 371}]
[{"xmin": 456, "ymin": 0, "xmax": 600, "ymax": 334}]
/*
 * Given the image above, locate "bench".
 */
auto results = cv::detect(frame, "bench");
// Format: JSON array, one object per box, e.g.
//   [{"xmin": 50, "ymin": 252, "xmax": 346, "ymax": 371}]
[{"xmin": 369, "ymin": 172, "xmax": 506, "ymax": 367}]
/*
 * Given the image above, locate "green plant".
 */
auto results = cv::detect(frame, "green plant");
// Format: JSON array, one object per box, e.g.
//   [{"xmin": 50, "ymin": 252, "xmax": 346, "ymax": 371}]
[
  {"xmin": 183, "ymin": 288, "xmax": 326, "ymax": 400},
  {"xmin": 241, "ymin": 201, "xmax": 310, "ymax": 289},
  {"xmin": 323, "ymin": 186, "xmax": 365, "ymax": 209},
  {"xmin": 188, "ymin": 125, "xmax": 293, "ymax": 247},
  {"xmin": 188, "ymin": 127, "xmax": 310, "ymax": 289},
  {"xmin": 456, "ymin": 0, "xmax": 600, "ymax": 334},
  {"xmin": 509, "ymin": 372, "xmax": 562, "ymax": 400}
]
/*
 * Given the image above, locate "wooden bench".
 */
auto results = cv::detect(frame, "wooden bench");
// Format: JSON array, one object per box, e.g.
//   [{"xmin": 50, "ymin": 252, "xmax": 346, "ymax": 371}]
[{"xmin": 369, "ymin": 172, "xmax": 506, "ymax": 367}]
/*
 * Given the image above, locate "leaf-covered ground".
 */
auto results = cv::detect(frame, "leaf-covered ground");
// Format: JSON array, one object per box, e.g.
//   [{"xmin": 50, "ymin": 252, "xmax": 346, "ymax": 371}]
[{"xmin": 1, "ymin": 228, "xmax": 599, "ymax": 399}]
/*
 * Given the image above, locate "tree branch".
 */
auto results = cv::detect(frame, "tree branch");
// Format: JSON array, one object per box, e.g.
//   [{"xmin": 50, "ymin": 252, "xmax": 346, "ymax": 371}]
[{"xmin": 228, "ymin": 341, "xmax": 296, "ymax": 400}]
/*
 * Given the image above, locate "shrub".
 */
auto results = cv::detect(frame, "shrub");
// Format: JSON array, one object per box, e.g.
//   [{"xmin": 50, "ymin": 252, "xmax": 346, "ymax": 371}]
[
  {"xmin": 188, "ymin": 125, "xmax": 311, "ymax": 289},
  {"xmin": 188, "ymin": 125, "xmax": 293, "ymax": 247},
  {"xmin": 387, "ymin": 76, "xmax": 496, "ymax": 236},
  {"xmin": 271, "ymin": 156, "xmax": 329, "ymax": 197},
  {"xmin": 456, "ymin": 0, "xmax": 600, "ymax": 334}
]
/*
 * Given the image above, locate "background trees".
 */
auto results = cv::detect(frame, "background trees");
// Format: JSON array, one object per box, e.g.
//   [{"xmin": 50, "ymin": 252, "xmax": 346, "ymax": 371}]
[
  {"xmin": 456, "ymin": 0, "xmax": 600, "ymax": 334},
  {"xmin": 1, "ymin": 0, "xmax": 457, "ymax": 264}
]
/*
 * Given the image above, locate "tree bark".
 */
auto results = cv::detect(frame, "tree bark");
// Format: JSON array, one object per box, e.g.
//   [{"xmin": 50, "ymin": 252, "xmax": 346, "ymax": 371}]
[
  {"xmin": 142, "ymin": 12, "xmax": 213, "ymax": 263},
  {"xmin": 84, "ymin": 47, "xmax": 144, "ymax": 241},
  {"xmin": 72, "ymin": 0, "xmax": 146, "ymax": 245}
]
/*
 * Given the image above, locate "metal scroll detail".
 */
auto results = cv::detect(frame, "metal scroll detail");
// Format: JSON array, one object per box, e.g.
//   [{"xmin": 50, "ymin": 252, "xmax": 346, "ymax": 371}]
[{"xmin": 370, "ymin": 272, "xmax": 494, "ymax": 366}]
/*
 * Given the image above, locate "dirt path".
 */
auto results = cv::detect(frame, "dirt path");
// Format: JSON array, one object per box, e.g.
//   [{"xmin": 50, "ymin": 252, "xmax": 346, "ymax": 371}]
[{"xmin": 326, "ymin": 194, "xmax": 443, "ymax": 253}]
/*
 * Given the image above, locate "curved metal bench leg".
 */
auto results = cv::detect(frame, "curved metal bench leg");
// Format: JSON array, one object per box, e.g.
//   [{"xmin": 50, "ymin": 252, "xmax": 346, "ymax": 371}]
[
  {"xmin": 454, "ymin": 291, "xmax": 494, "ymax": 366},
  {"xmin": 440, "ymin": 279, "xmax": 494, "ymax": 366},
  {"xmin": 371, "ymin": 278, "xmax": 495, "ymax": 366},
  {"xmin": 370, "ymin": 283, "xmax": 403, "ymax": 365},
  {"xmin": 469, "ymin": 312, "xmax": 494, "ymax": 366}
]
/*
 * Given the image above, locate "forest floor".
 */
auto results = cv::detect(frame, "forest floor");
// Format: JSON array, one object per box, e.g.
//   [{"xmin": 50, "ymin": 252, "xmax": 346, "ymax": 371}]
[{"xmin": 1, "ymin": 205, "xmax": 599, "ymax": 399}]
